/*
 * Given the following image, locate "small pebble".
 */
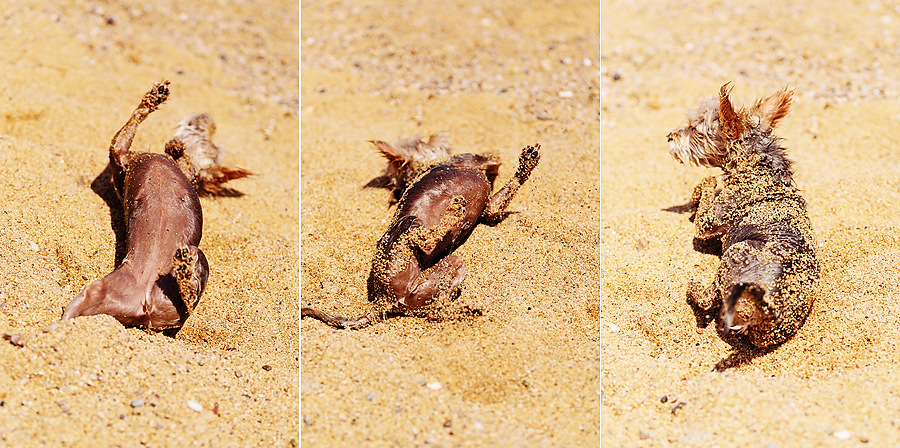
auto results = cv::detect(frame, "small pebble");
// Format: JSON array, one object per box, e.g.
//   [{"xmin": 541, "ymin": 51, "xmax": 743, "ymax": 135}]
[
  {"xmin": 29, "ymin": 241, "xmax": 39, "ymax": 252},
  {"xmin": 635, "ymin": 238, "xmax": 649, "ymax": 251},
  {"xmin": 186, "ymin": 400, "xmax": 202, "ymax": 412},
  {"xmin": 3, "ymin": 333, "xmax": 24, "ymax": 347},
  {"xmin": 426, "ymin": 381, "xmax": 442, "ymax": 390},
  {"xmin": 608, "ymin": 323, "xmax": 620, "ymax": 332},
  {"xmin": 833, "ymin": 430, "xmax": 852, "ymax": 440},
  {"xmin": 130, "ymin": 398, "xmax": 144, "ymax": 408},
  {"xmin": 366, "ymin": 392, "xmax": 376, "ymax": 401},
  {"xmin": 262, "ymin": 364, "xmax": 273, "ymax": 371},
  {"xmin": 558, "ymin": 90, "xmax": 574, "ymax": 98},
  {"xmin": 235, "ymin": 370, "xmax": 243, "ymax": 378},
  {"xmin": 472, "ymin": 422, "xmax": 485, "ymax": 431}
]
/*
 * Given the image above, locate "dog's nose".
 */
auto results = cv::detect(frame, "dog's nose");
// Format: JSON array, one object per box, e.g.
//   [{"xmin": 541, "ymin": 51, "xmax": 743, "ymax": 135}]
[{"xmin": 666, "ymin": 132, "xmax": 674, "ymax": 142}]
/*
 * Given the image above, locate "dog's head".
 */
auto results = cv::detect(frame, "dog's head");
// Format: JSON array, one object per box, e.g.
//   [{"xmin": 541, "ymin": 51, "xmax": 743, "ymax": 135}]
[
  {"xmin": 667, "ymin": 84, "xmax": 795, "ymax": 168},
  {"xmin": 364, "ymin": 134, "xmax": 451, "ymax": 203}
]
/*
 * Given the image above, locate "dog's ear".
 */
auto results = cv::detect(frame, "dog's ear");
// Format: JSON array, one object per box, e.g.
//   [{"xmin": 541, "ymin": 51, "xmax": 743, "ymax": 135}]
[
  {"xmin": 718, "ymin": 83, "xmax": 745, "ymax": 142},
  {"xmin": 370, "ymin": 140, "xmax": 403, "ymax": 162},
  {"xmin": 752, "ymin": 86, "xmax": 795, "ymax": 132}
]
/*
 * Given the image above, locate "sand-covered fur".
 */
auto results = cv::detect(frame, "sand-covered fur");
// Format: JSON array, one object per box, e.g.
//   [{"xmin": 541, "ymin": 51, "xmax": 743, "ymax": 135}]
[
  {"xmin": 667, "ymin": 84, "xmax": 819, "ymax": 348},
  {"xmin": 302, "ymin": 139, "xmax": 540, "ymax": 329}
]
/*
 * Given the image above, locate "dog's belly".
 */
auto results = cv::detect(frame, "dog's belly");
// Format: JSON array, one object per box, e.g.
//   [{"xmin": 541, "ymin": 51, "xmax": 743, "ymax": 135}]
[{"xmin": 122, "ymin": 154, "xmax": 202, "ymax": 280}]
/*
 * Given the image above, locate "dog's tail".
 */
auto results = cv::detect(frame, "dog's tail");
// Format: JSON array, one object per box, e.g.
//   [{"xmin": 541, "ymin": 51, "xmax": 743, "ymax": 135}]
[
  {"xmin": 724, "ymin": 283, "xmax": 766, "ymax": 333},
  {"xmin": 301, "ymin": 305, "xmax": 385, "ymax": 330}
]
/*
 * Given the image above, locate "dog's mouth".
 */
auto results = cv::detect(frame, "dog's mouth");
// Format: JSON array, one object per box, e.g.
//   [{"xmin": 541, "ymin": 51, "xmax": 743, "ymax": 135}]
[{"xmin": 666, "ymin": 130, "xmax": 689, "ymax": 164}]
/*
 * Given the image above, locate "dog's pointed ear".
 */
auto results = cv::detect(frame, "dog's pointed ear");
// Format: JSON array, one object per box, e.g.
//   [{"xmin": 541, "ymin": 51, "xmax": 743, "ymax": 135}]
[
  {"xmin": 752, "ymin": 86, "xmax": 795, "ymax": 132},
  {"xmin": 370, "ymin": 140, "xmax": 402, "ymax": 161},
  {"xmin": 718, "ymin": 83, "xmax": 745, "ymax": 142}
]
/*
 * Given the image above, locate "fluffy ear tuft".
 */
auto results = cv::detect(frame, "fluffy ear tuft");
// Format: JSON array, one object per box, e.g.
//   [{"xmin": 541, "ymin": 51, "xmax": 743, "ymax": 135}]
[
  {"xmin": 752, "ymin": 86, "xmax": 795, "ymax": 132},
  {"xmin": 718, "ymin": 83, "xmax": 746, "ymax": 142},
  {"xmin": 369, "ymin": 140, "xmax": 404, "ymax": 163}
]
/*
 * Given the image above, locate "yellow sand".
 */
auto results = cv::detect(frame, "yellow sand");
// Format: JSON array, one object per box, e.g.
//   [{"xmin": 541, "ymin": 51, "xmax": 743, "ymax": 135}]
[
  {"xmin": 603, "ymin": 0, "xmax": 900, "ymax": 445},
  {"xmin": 301, "ymin": 0, "xmax": 600, "ymax": 446},
  {"xmin": 0, "ymin": 0, "xmax": 298, "ymax": 445}
]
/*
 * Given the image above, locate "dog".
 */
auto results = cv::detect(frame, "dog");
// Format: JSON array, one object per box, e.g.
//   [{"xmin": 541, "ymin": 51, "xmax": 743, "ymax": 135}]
[
  {"xmin": 301, "ymin": 136, "xmax": 540, "ymax": 329},
  {"xmin": 666, "ymin": 84, "xmax": 819, "ymax": 348},
  {"xmin": 63, "ymin": 81, "xmax": 248, "ymax": 329}
]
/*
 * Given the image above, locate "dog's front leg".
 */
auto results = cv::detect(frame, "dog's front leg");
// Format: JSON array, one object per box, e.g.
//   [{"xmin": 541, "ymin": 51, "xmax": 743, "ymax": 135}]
[
  {"xmin": 693, "ymin": 177, "xmax": 729, "ymax": 240},
  {"xmin": 689, "ymin": 176, "xmax": 716, "ymax": 222}
]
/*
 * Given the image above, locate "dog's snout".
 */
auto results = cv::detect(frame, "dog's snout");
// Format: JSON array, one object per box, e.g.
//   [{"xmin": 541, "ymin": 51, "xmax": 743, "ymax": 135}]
[{"xmin": 666, "ymin": 132, "xmax": 674, "ymax": 142}]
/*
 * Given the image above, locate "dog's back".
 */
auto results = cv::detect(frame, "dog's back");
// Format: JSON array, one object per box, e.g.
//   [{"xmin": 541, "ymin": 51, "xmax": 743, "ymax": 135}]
[{"xmin": 716, "ymin": 165, "xmax": 819, "ymax": 347}]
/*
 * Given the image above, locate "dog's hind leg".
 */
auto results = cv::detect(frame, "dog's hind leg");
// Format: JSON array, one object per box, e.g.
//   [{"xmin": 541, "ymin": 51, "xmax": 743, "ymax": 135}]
[
  {"xmin": 172, "ymin": 244, "xmax": 209, "ymax": 316},
  {"xmin": 687, "ymin": 279, "xmax": 720, "ymax": 327}
]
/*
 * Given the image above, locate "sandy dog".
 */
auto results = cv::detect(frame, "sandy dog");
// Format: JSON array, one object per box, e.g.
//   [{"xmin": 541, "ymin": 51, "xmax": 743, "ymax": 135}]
[
  {"xmin": 667, "ymin": 84, "xmax": 819, "ymax": 348},
  {"xmin": 302, "ymin": 136, "xmax": 540, "ymax": 329},
  {"xmin": 63, "ymin": 81, "xmax": 248, "ymax": 329}
]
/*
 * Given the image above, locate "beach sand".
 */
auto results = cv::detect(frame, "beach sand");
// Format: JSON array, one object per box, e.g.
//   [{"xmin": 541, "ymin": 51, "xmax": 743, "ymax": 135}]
[
  {"xmin": 603, "ymin": 0, "xmax": 900, "ymax": 445},
  {"xmin": 300, "ymin": 0, "xmax": 600, "ymax": 446},
  {"xmin": 0, "ymin": 0, "xmax": 298, "ymax": 445}
]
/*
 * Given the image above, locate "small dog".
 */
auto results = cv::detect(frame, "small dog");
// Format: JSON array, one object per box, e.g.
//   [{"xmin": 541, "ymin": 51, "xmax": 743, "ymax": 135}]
[
  {"xmin": 63, "ymin": 81, "xmax": 248, "ymax": 329},
  {"xmin": 666, "ymin": 84, "xmax": 819, "ymax": 348},
  {"xmin": 302, "ymin": 136, "xmax": 540, "ymax": 329}
]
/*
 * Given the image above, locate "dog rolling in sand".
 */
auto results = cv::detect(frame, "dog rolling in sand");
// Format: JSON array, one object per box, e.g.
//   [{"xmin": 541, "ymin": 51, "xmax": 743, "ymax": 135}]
[
  {"xmin": 302, "ymin": 136, "xmax": 540, "ymax": 329},
  {"xmin": 666, "ymin": 84, "xmax": 819, "ymax": 348},
  {"xmin": 63, "ymin": 81, "xmax": 249, "ymax": 330}
]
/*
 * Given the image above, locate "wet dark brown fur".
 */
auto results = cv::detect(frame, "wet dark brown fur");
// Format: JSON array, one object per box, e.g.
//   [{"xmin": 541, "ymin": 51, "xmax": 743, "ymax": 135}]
[
  {"xmin": 302, "ymin": 137, "xmax": 540, "ymax": 329},
  {"xmin": 62, "ymin": 81, "xmax": 219, "ymax": 329},
  {"xmin": 667, "ymin": 84, "xmax": 819, "ymax": 348}
]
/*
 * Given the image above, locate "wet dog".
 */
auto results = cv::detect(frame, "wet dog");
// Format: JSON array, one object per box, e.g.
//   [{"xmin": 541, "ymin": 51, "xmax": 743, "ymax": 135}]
[
  {"xmin": 301, "ymin": 136, "xmax": 540, "ymax": 329},
  {"xmin": 667, "ymin": 84, "xmax": 819, "ymax": 348},
  {"xmin": 63, "ymin": 81, "xmax": 247, "ymax": 329}
]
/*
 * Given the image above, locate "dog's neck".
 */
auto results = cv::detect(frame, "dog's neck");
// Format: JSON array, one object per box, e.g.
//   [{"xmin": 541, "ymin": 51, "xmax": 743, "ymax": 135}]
[{"xmin": 724, "ymin": 129, "xmax": 795, "ymax": 187}]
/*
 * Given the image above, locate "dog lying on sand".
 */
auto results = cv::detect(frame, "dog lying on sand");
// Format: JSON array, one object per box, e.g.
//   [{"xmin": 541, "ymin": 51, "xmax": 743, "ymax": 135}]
[
  {"xmin": 666, "ymin": 84, "xmax": 819, "ymax": 348},
  {"xmin": 63, "ymin": 81, "xmax": 249, "ymax": 329},
  {"xmin": 301, "ymin": 136, "xmax": 540, "ymax": 329}
]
